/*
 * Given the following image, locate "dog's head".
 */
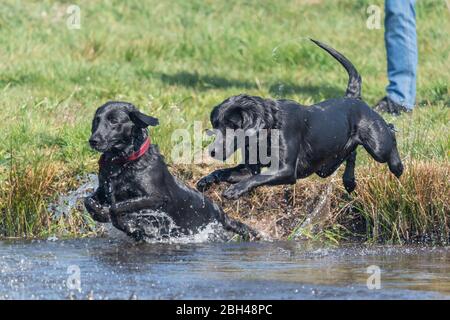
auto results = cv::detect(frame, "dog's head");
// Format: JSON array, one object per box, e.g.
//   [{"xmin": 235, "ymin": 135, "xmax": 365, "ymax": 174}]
[
  {"xmin": 89, "ymin": 101, "xmax": 159, "ymax": 153},
  {"xmin": 208, "ymin": 94, "xmax": 280, "ymax": 161}
]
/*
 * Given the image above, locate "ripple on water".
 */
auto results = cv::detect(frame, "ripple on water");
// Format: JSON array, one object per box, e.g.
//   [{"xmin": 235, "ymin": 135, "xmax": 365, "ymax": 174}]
[{"xmin": 0, "ymin": 239, "xmax": 449, "ymax": 300}]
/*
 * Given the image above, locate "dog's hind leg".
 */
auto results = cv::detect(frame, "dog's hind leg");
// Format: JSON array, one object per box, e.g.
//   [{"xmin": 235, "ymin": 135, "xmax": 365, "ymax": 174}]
[
  {"xmin": 387, "ymin": 145, "xmax": 403, "ymax": 178},
  {"xmin": 315, "ymin": 150, "xmax": 357, "ymax": 193},
  {"xmin": 360, "ymin": 120, "xmax": 403, "ymax": 177},
  {"xmin": 316, "ymin": 161, "xmax": 343, "ymax": 178},
  {"xmin": 342, "ymin": 150, "xmax": 357, "ymax": 193}
]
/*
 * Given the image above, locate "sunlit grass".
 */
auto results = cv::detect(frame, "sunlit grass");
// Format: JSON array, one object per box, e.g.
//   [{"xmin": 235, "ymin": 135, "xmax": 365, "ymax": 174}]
[{"xmin": 0, "ymin": 0, "xmax": 448, "ymax": 240}]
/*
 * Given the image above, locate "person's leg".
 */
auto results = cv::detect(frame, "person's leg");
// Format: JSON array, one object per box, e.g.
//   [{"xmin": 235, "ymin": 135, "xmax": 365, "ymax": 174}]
[{"xmin": 384, "ymin": 0, "xmax": 417, "ymax": 110}]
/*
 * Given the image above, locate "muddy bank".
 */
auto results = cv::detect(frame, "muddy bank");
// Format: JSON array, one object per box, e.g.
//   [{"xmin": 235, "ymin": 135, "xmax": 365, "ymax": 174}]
[{"xmin": 180, "ymin": 160, "xmax": 449, "ymax": 244}]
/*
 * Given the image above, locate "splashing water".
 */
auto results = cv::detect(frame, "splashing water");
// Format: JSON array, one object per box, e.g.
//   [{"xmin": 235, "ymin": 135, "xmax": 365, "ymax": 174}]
[
  {"xmin": 48, "ymin": 174, "xmax": 98, "ymax": 218},
  {"xmin": 117, "ymin": 209, "xmax": 233, "ymax": 244},
  {"xmin": 48, "ymin": 174, "xmax": 233, "ymax": 243},
  {"xmin": 2, "ymin": 239, "xmax": 449, "ymax": 299}
]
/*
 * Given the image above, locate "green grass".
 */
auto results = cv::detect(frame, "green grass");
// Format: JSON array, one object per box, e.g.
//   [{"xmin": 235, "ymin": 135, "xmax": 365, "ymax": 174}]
[{"xmin": 0, "ymin": 0, "xmax": 448, "ymax": 240}]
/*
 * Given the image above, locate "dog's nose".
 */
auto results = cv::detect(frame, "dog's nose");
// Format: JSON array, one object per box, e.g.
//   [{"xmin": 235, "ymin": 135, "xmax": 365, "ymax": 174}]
[{"xmin": 89, "ymin": 138, "xmax": 100, "ymax": 147}]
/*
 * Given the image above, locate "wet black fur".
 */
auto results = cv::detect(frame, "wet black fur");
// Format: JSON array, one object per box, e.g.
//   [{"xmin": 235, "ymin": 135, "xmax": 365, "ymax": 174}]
[
  {"xmin": 84, "ymin": 101, "xmax": 258, "ymax": 240},
  {"xmin": 197, "ymin": 39, "xmax": 404, "ymax": 199}
]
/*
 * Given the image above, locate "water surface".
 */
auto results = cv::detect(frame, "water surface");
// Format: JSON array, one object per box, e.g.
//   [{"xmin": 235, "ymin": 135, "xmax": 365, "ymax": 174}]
[{"xmin": 0, "ymin": 238, "xmax": 449, "ymax": 299}]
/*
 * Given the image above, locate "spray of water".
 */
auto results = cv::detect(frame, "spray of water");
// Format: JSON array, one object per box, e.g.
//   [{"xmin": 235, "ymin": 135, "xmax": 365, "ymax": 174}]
[
  {"xmin": 115, "ymin": 209, "xmax": 233, "ymax": 243},
  {"xmin": 48, "ymin": 174, "xmax": 234, "ymax": 243},
  {"xmin": 48, "ymin": 174, "xmax": 98, "ymax": 218}
]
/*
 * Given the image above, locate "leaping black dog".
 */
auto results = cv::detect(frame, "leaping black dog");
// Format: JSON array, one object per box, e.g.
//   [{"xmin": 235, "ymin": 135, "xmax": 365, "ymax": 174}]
[
  {"xmin": 84, "ymin": 101, "xmax": 258, "ymax": 240},
  {"xmin": 197, "ymin": 39, "xmax": 403, "ymax": 199}
]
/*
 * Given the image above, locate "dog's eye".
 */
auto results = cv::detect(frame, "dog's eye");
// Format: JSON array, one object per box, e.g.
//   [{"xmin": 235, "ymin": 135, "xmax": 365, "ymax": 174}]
[{"xmin": 109, "ymin": 118, "xmax": 119, "ymax": 125}]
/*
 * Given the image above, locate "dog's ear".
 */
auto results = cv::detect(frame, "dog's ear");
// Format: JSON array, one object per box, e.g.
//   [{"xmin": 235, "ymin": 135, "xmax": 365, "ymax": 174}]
[
  {"xmin": 225, "ymin": 106, "xmax": 258, "ymax": 130},
  {"xmin": 226, "ymin": 108, "xmax": 244, "ymax": 128},
  {"xmin": 129, "ymin": 110, "xmax": 159, "ymax": 127}
]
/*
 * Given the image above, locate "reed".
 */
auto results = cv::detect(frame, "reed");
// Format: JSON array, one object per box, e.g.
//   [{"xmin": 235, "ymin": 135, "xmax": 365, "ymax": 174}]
[
  {"xmin": 0, "ymin": 154, "xmax": 95, "ymax": 238},
  {"xmin": 185, "ymin": 160, "xmax": 450, "ymax": 244}
]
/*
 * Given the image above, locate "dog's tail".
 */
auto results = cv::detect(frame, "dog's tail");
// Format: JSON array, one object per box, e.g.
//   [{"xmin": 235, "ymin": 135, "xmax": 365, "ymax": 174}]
[{"xmin": 310, "ymin": 39, "xmax": 362, "ymax": 99}]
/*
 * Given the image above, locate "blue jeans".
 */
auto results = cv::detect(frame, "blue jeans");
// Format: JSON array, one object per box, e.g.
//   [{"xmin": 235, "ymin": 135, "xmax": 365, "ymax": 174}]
[{"xmin": 385, "ymin": 0, "xmax": 417, "ymax": 110}]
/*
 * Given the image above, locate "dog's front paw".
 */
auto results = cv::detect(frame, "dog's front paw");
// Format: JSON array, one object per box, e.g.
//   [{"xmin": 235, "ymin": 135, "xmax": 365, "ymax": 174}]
[
  {"xmin": 84, "ymin": 197, "xmax": 98, "ymax": 213},
  {"xmin": 223, "ymin": 184, "xmax": 246, "ymax": 200},
  {"xmin": 196, "ymin": 174, "xmax": 217, "ymax": 192},
  {"xmin": 84, "ymin": 197, "xmax": 110, "ymax": 222}
]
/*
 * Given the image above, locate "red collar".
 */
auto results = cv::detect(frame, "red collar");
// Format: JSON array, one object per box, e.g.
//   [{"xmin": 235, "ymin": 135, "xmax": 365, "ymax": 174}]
[
  {"xmin": 99, "ymin": 137, "xmax": 151, "ymax": 166},
  {"xmin": 125, "ymin": 137, "xmax": 151, "ymax": 162}
]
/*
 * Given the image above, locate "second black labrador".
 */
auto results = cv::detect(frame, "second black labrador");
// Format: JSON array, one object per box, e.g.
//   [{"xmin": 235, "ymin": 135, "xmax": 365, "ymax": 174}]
[
  {"xmin": 84, "ymin": 101, "xmax": 258, "ymax": 241},
  {"xmin": 197, "ymin": 39, "xmax": 404, "ymax": 199}
]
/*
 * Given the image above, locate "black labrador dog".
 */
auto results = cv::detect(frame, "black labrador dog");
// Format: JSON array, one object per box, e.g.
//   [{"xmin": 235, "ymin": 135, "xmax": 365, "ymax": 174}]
[
  {"xmin": 84, "ymin": 101, "xmax": 258, "ymax": 241},
  {"xmin": 197, "ymin": 39, "xmax": 403, "ymax": 199}
]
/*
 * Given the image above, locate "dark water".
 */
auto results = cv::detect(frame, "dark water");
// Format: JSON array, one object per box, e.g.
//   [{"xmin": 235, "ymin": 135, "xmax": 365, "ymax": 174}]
[{"xmin": 0, "ymin": 238, "xmax": 449, "ymax": 300}]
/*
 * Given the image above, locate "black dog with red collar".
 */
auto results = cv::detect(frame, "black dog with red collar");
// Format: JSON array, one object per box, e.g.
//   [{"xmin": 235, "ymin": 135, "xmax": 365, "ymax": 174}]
[{"xmin": 84, "ymin": 101, "xmax": 259, "ymax": 241}]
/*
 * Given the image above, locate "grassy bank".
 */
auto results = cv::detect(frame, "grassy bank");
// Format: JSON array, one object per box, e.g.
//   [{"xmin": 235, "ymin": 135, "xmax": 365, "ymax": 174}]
[
  {"xmin": 0, "ymin": 0, "xmax": 448, "ymax": 242},
  {"xmin": 193, "ymin": 160, "xmax": 449, "ymax": 244}
]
